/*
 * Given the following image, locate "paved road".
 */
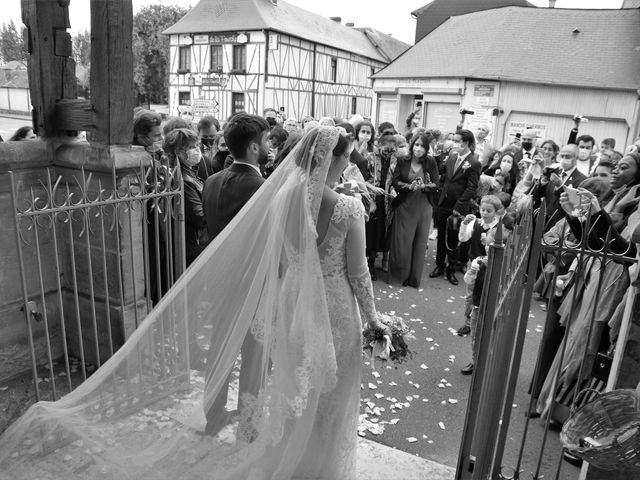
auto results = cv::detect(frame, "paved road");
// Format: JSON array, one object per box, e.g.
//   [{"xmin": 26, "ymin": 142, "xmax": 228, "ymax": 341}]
[{"xmin": 360, "ymin": 240, "xmax": 580, "ymax": 479}]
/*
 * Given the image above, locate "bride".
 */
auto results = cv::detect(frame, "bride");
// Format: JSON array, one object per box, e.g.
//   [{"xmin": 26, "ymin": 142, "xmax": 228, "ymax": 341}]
[{"xmin": 0, "ymin": 125, "xmax": 389, "ymax": 479}]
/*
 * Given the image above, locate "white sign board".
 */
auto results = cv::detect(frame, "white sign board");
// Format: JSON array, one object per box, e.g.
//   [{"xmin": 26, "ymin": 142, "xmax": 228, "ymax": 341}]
[{"xmin": 506, "ymin": 120, "xmax": 547, "ymax": 141}]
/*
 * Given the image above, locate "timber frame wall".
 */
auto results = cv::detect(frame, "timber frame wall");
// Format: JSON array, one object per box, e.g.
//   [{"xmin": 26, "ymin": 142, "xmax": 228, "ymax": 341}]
[{"xmin": 167, "ymin": 30, "xmax": 385, "ymax": 121}]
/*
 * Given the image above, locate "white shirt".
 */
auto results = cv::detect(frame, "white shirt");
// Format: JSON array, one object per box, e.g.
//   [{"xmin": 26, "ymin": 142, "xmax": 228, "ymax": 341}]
[
  {"xmin": 233, "ymin": 160, "xmax": 262, "ymax": 176},
  {"xmin": 458, "ymin": 216, "xmax": 499, "ymax": 243},
  {"xmin": 575, "ymin": 160, "xmax": 590, "ymax": 177}
]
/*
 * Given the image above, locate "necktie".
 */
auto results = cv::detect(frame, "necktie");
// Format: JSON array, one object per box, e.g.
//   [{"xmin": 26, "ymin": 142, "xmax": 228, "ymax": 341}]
[{"xmin": 454, "ymin": 154, "xmax": 462, "ymax": 171}]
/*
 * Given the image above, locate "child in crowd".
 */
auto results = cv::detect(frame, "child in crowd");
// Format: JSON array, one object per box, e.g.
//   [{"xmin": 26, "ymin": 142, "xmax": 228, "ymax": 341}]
[{"xmin": 456, "ymin": 195, "xmax": 504, "ymax": 373}]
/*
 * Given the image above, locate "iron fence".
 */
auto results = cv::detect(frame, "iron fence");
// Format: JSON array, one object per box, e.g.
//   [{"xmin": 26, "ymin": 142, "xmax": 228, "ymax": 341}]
[
  {"xmin": 7, "ymin": 163, "xmax": 186, "ymax": 404},
  {"xmin": 456, "ymin": 201, "xmax": 639, "ymax": 480}
]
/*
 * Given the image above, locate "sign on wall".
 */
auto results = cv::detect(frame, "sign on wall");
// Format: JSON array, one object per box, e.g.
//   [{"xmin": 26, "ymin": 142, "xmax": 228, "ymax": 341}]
[
  {"xmin": 506, "ymin": 120, "xmax": 547, "ymax": 140},
  {"xmin": 211, "ymin": 33, "xmax": 238, "ymax": 44},
  {"xmin": 192, "ymin": 98, "xmax": 220, "ymax": 116},
  {"xmin": 473, "ymin": 84, "xmax": 495, "ymax": 106},
  {"xmin": 194, "ymin": 35, "xmax": 209, "ymax": 44}
]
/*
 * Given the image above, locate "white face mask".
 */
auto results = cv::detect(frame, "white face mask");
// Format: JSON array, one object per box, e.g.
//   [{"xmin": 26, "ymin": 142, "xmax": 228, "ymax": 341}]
[
  {"xmin": 182, "ymin": 148, "xmax": 202, "ymax": 167},
  {"xmin": 397, "ymin": 146, "xmax": 409, "ymax": 157}
]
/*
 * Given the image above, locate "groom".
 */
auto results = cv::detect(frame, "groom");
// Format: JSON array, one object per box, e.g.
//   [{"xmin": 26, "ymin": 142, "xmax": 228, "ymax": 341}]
[{"xmin": 202, "ymin": 112, "xmax": 271, "ymax": 435}]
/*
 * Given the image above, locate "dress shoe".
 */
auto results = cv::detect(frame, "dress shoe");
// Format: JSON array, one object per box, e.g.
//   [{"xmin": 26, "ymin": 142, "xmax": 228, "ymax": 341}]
[
  {"xmin": 525, "ymin": 409, "xmax": 541, "ymax": 419},
  {"xmin": 547, "ymin": 418, "xmax": 563, "ymax": 431},
  {"xmin": 429, "ymin": 267, "xmax": 445, "ymax": 278},
  {"xmin": 446, "ymin": 269, "xmax": 459, "ymax": 286},
  {"xmin": 461, "ymin": 363, "xmax": 474, "ymax": 375},
  {"xmin": 457, "ymin": 325, "xmax": 471, "ymax": 336}
]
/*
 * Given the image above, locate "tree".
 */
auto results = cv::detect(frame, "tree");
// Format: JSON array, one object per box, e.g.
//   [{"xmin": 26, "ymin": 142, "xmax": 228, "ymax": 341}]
[
  {"xmin": 133, "ymin": 4, "xmax": 188, "ymax": 105},
  {"xmin": 73, "ymin": 29, "xmax": 91, "ymax": 67},
  {"xmin": 0, "ymin": 20, "xmax": 27, "ymax": 63}
]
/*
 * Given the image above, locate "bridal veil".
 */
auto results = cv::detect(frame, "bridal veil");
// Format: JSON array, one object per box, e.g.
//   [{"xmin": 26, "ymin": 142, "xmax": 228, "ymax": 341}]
[{"xmin": 0, "ymin": 126, "xmax": 347, "ymax": 479}]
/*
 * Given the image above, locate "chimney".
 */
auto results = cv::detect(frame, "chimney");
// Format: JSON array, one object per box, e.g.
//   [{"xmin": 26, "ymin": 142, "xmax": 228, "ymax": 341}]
[
  {"xmin": 345, "ymin": 21, "xmax": 354, "ymax": 27},
  {"xmin": 548, "ymin": 0, "xmax": 556, "ymax": 7},
  {"xmin": 330, "ymin": 16, "xmax": 342, "ymax": 23}
]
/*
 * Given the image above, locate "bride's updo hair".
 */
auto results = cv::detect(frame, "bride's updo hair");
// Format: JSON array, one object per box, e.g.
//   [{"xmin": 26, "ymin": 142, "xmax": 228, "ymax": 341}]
[{"xmin": 332, "ymin": 132, "xmax": 350, "ymax": 158}]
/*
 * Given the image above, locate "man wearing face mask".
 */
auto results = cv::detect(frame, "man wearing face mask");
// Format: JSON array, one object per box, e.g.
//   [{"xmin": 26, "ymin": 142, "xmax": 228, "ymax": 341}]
[
  {"xmin": 263, "ymin": 108, "xmax": 279, "ymax": 129},
  {"xmin": 575, "ymin": 134, "xmax": 597, "ymax": 177},
  {"xmin": 201, "ymin": 113, "xmax": 270, "ymax": 435},
  {"xmin": 431, "ymin": 129, "xmax": 481, "ymax": 285},
  {"xmin": 532, "ymin": 144, "xmax": 587, "ymax": 229},
  {"xmin": 196, "ymin": 115, "xmax": 221, "ymax": 180},
  {"xmin": 513, "ymin": 129, "xmax": 541, "ymax": 174},
  {"xmin": 133, "ymin": 110, "xmax": 164, "ymax": 162}
]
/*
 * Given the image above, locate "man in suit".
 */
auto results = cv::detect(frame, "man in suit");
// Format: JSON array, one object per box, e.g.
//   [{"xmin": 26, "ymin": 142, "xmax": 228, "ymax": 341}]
[
  {"xmin": 201, "ymin": 112, "xmax": 270, "ymax": 435},
  {"xmin": 532, "ymin": 144, "xmax": 587, "ymax": 229},
  {"xmin": 513, "ymin": 129, "xmax": 543, "ymax": 176},
  {"xmin": 430, "ymin": 129, "xmax": 481, "ymax": 286}
]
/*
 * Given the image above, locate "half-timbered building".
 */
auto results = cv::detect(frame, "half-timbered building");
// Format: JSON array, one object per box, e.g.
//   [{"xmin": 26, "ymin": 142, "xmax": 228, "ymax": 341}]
[{"xmin": 163, "ymin": 0, "xmax": 408, "ymax": 122}]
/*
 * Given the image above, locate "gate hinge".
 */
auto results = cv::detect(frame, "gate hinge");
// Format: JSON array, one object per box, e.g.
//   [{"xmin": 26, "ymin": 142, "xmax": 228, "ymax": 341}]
[{"xmin": 21, "ymin": 301, "xmax": 43, "ymax": 322}]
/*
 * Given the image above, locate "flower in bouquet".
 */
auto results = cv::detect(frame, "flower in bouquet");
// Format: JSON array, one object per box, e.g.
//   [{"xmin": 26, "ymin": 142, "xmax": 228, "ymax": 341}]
[{"xmin": 362, "ymin": 313, "xmax": 415, "ymax": 370}]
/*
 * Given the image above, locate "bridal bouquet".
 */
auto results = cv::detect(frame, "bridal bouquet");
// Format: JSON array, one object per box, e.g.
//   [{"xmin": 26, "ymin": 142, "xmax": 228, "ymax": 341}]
[{"xmin": 363, "ymin": 313, "xmax": 415, "ymax": 370}]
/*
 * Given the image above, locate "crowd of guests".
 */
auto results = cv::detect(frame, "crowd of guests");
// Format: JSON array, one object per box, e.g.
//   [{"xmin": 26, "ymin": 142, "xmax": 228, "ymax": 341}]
[{"xmin": 9, "ymin": 105, "xmax": 638, "ymax": 454}]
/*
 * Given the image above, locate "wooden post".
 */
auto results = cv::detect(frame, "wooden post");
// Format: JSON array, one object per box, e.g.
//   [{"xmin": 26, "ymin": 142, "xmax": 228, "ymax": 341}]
[
  {"xmin": 21, "ymin": 0, "xmax": 77, "ymax": 138},
  {"xmin": 90, "ymin": 0, "xmax": 134, "ymax": 145}
]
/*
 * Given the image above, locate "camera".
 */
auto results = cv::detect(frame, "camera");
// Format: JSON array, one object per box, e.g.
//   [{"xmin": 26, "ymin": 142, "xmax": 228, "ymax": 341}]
[
  {"xmin": 572, "ymin": 114, "xmax": 589, "ymax": 123},
  {"xmin": 460, "ymin": 108, "xmax": 475, "ymax": 116},
  {"xmin": 543, "ymin": 164, "xmax": 563, "ymax": 178}
]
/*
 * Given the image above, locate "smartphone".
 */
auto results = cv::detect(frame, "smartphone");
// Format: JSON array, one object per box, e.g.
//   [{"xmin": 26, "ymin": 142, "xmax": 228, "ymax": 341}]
[{"xmin": 565, "ymin": 186, "xmax": 582, "ymax": 206}]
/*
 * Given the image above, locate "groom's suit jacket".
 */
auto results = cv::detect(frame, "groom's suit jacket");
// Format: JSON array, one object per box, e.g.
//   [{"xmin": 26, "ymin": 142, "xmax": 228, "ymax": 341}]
[{"xmin": 202, "ymin": 162, "xmax": 265, "ymax": 241}]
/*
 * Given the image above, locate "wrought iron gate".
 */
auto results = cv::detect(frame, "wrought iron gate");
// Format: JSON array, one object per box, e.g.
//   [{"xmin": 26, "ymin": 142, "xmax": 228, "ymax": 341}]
[
  {"xmin": 7, "ymin": 163, "xmax": 185, "ymax": 404},
  {"xmin": 456, "ymin": 203, "xmax": 640, "ymax": 480}
]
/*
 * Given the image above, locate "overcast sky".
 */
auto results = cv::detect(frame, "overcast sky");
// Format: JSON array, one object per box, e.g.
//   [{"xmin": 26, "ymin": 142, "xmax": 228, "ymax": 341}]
[{"xmin": 4, "ymin": 0, "xmax": 624, "ymax": 45}]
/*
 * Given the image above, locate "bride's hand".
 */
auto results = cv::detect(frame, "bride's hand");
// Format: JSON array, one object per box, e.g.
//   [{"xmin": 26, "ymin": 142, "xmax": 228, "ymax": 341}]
[{"xmin": 368, "ymin": 319, "xmax": 391, "ymax": 337}]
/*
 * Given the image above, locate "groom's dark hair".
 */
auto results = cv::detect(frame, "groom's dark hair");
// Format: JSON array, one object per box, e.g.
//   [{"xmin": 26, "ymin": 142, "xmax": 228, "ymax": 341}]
[{"xmin": 224, "ymin": 113, "xmax": 270, "ymax": 160}]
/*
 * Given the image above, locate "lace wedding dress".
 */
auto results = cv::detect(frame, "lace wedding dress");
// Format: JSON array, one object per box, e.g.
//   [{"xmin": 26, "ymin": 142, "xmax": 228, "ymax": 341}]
[{"xmin": 0, "ymin": 126, "xmax": 377, "ymax": 480}]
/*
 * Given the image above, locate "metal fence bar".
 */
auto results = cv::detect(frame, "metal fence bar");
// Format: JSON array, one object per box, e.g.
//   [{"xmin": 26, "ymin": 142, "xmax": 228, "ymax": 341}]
[
  {"xmin": 46, "ymin": 170, "xmax": 73, "ymax": 393},
  {"xmin": 9, "ymin": 171, "xmax": 42, "ymax": 401},
  {"xmin": 455, "ymin": 223, "xmax": 507, "ymax": 479},
  {"xmin": 30, "ymin": 207, "xmax": 57, "ymax": 400},
  {"xmin": 98, "ymin": 195, "xmax": 115, "ymax": 359},
  {"xmin": 492, "ymin": 209, "xmax": 545, "ymax": 476}
]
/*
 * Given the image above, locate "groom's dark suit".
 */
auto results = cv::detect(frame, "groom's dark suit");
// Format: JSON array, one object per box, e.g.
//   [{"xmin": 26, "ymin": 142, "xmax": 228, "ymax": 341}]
[
  {"xmin": 201, "ymin": 161, "xmax": 265, "ymax": 433},
  {"xmin": 203, "ymin": 162, "xmax": 265, "ymax": 241}
]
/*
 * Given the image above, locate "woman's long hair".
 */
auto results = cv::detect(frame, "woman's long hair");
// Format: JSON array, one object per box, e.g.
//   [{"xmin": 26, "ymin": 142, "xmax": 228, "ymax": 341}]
[{"xmin": 355, "ymin": 121, "xmax": 375, "ymax": 153}]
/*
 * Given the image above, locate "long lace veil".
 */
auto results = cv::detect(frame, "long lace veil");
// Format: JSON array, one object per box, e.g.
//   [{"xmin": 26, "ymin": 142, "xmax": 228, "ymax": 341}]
[{"xmin": 0, "ymin": 126, "xmax": 343, "ymax": 479}]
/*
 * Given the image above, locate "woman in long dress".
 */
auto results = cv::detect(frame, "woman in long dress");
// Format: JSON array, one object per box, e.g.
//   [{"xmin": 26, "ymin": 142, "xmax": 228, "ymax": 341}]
[
  {"xmin": 0, "ymin": 126, "xmax": 387, "ymax": 479},
  {"xmin": 388, "ymin": 132, "xmax": 440, "ymax": 287}
]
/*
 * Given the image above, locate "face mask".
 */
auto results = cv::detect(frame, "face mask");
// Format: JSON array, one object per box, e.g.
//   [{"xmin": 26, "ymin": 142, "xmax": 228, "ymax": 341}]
[
  {"xmin": 182, "ymin": 148, "xmax": 202, "ymax": 167},
  {"xmin": 201, "ymin": 137, "xmax": 215, "ymax": 147},
  {"xmin": 267, "ymin": 118, "xmax": 277, "ymax": 127},
  {"xmin": 413, "ymin": 145, "xmax": 426, "ymax": 158},
  {"xmin": 146, "ymin": 140, "xmax": 164, "ymax": 155},
  {"xmin": 397, "ymin": 147, "xmax": 409, "ymax": 157},
  {"xmin": 578, "ymin": 148, "xmax": 591, "ymax": 161},
  {"xmin": 452, "ymin": 141, "xmax": 462, "ymax": 151},
  {"xmin": 521, "ymin": 141, "xmax": 533, "ymax": 151}
]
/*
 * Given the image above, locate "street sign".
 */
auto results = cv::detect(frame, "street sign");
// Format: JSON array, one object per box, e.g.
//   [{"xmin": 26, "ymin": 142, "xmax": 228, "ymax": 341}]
[{"xmin": 192, "ymin": 98, "xmax": 219, "ymax": 116}]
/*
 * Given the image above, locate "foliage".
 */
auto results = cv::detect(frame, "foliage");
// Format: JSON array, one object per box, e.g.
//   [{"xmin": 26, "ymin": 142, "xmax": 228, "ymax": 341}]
[
  {"xmin": 0, "ymin": 20, "xmax": 27, "ymax": 64},
  {"xmin": 73, "ymin": 29, "xmax": 91, "ymax": 67},
  {"xmin": 133, "ymin": 4, "xmax": 188, "ymax": 105}
]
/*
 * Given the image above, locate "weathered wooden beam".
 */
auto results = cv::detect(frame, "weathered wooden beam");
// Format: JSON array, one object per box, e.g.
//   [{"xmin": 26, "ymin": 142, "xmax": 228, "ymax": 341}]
[
  {"xmin": 90, "ymin": 0, "xmax": 134, "ymax": 145},
  {"xmin": 55, "ymin": 99, "xmax": 96, "ymax": 132},
  {"xmin": 21, "ymin": 0, "xmax": 77, "ymax": 138}
]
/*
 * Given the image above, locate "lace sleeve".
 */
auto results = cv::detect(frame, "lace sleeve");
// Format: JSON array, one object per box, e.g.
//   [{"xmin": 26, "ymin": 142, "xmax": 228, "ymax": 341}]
[{"xmin": 343, "ymin": 198, "xmax": 378, "ymax": 328}]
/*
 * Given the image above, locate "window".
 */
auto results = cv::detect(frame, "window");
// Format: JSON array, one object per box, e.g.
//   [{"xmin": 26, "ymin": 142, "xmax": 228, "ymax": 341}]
[
  {"xmin": 232, "ymin": 92, "xmax": 245, "ymax": 114},
  {"xmin": 351, "ymin": 96, "xmax": 357, "ymax": 115},
  {"xmin": 178, "ymin": 91, "xmax": 191, "ymax": 106},
  {"xmin": 330, "ymin": 57, "xmax": 337, "ymax": 83},
  {"xmin": 232, "ymin": 45, "xmax": 246, "ymax": 72},
  {"xmin": 178, "ymin": 46, "xmax": 191, "ymax": 73},
  {"xmin": 210, "ymin": 45, "xmax": 223, "ymax": 73}
]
